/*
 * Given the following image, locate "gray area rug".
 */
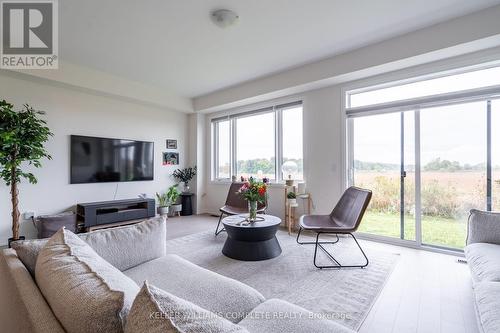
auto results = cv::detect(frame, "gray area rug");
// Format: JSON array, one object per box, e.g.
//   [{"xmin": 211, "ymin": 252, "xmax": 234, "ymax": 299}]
[{"xmin": 165, "ymin": 229, "xmax": 399, "ymax": 330}]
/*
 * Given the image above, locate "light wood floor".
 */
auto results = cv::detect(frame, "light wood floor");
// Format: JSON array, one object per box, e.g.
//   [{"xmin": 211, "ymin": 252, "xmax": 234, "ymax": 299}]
[{"xmin": 0, "ymin": 214, "xmax": 478, "ymax": 333}]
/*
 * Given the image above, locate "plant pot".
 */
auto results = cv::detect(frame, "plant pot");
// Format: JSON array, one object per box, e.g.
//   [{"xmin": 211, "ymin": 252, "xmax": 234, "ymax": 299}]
[
  {"xmin": 157, "ymin": 206, "xmax": 169, "ymax": 217},
  {"xmin": 8, "ymin": 235, "xmax": 25, "ymax": 248},
  {"xmin": 287, "ymin": 198, "xmax": 297, "ymax": 205},
  {"xmin": 169, "ymin": 204, "xmax": 182, "ymax": 216}
]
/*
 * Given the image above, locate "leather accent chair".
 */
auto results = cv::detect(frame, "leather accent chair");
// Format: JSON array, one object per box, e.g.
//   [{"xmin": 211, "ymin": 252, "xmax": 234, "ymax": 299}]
[
  {"xmin": 215, "ymin": 182, "xmax": 267, "ymax": 235},
  {"xmin": 296, "ymin": 186, "xmax": 372, "ymax": 269}
]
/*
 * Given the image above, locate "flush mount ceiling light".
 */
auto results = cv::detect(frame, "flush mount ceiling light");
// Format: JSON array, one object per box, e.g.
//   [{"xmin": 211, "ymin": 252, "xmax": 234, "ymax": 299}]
[{"xmin": 211, "ymin": 9, "xmax": 239, "ymax": 28}]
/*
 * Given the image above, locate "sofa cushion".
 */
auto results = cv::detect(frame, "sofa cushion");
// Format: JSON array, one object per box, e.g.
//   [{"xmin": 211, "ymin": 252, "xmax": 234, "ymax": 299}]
[
  {"xmin": 239, "ymin": 299, "xmax": 354, "ymax": 333},
  {"xmin": 124, "ymin": 254, "xmax": 265, "ymax": 323},
  {"xmin": 79, "ymin": 217, "xmax": 166, "ymax": 271},
  {"xmin": 12, "ymin": 218, "xmax": 166, "ymax": 275},
  {"xmin": 125, "ymin": 282, "xmax": 249, "ymax": 333},
  {"xmin": 467, "ymin": 209, "xmax": 500, "ymax": 245},
  {"xmin": 11, "ymin": 239, "xmax": 48, "ymax": 277},
  {"xmin": 35, "ymin": 228, "xmax": 139, "ymax": 333},
  {"xmin": 465, "ymin": 243, "xmax": 500, "ymax": 282},
  {"xmin": 474, "ymin": 282, "xmax": 500, "ymax": 333},
  {"xmin": 2, "ymin": 248, "xmax": 66, "ymax": 333}
]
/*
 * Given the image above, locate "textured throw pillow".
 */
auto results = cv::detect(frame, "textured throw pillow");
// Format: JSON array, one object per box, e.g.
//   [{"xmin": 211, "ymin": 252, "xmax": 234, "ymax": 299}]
[
  {"xmin": 11, "ymin": 239, "xmax": 48, "ymax": 276},
  {"xmin": 79, "ymin": 217, "xmax": 166, "ymax": 271},
  {"xmin": 125, "ymin": 282, "xmax": 249, "ymax": 333},
  {"xmin": 12, "ymin": 217, "xmax": 165, "ymax": 275},
  {"xmin": 35, "ymin": 228, "xmax": 140, "ymax": 333}
]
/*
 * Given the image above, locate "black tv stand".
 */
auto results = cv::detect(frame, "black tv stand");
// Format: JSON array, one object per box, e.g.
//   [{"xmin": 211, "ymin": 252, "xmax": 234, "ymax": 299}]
[{"xmin": 77, "ymin": 198, "xmax": 155, "ymax": 231}]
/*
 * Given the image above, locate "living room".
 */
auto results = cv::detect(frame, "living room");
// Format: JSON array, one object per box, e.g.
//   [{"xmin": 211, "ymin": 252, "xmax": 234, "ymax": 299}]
[{"xmin": 1, "ymin": 1, "xmax": 500, "ymax": 333}]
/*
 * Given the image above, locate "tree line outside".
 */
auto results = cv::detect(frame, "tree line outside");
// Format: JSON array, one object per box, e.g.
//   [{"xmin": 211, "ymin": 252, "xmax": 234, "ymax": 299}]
[{"xmin": 217, "ymin": 158, "xmax": 304, "ymax": 179}]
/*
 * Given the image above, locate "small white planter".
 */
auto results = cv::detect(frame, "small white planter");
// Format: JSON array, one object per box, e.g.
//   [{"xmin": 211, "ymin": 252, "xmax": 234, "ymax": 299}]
[
  {"xmin": 169, "ymin": 204, "xmax": 182, "ymax": 217},
  {"xmin": 287, "ymin": 198, "xmax": 297, "ymax": 205},
  {"xmin": 157, "ymin": 206, "xmax": 169, "ymax": 217}
]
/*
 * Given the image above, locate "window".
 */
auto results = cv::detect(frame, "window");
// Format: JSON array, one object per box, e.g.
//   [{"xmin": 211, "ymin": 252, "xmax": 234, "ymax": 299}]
[
  {"xmin": 348, "ymin": 65, "xmax": 500, "ymax": 108},
  {"xmin": 212, "ymin": 102, "xmax": 303, "ymax": 182},
  {"xmin": 215, "ymin": 120, "xmax": 230, "ymax": 179},
  {"xmin": 282, "ymin": 105, "xmax": 304, "ymax": 180},
  {"xmin": 236, "ymin": 112, "xmax": 276, "ymax": 180},
  {"xmin": 346, "ymin": 63, "xmax": 500, "ymax": 250}
]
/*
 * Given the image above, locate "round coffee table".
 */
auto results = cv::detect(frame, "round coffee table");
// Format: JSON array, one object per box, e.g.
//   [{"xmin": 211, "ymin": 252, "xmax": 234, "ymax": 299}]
[{"xmin": 222, "ymin": 214, "xmax": 282, "ymax": 261}]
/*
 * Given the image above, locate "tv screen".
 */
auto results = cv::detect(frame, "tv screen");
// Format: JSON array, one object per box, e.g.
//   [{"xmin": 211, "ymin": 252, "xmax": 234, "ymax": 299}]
[{"xmin": 70, "ymin": 135, "xmax": 154, "ymax": 184}]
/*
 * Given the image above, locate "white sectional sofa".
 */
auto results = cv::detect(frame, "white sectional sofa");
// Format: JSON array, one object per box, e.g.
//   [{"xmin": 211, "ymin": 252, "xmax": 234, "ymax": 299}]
[
  {"xmin": 2, "ymin": 218, "xmax": 353, "ymax": 333},
  {"xmin": 465, "ymin": 209, "xmax": 500, "ymax": 333}
]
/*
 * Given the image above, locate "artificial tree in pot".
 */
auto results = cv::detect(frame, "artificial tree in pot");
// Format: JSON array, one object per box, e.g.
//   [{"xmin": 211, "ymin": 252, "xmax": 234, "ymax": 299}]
[{"xmin": 0, "ymin": 100, "xmax": 53, "ymax": 245}]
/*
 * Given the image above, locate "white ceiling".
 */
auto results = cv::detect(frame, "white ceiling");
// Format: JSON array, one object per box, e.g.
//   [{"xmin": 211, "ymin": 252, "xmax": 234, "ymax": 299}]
[{"xmin": 60, "ymin": 0, "xmax": 500, "ymax": 98}]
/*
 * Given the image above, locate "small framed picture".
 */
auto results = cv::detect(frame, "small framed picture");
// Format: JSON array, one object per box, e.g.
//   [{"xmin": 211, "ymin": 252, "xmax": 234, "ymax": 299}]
[
  {"xmin": 166, "ymin": 139, "xmax": 177, "ymax": 149},
  {"xmin": 163, "ymin": 152, "xmax": 179, "ymax": 165}
]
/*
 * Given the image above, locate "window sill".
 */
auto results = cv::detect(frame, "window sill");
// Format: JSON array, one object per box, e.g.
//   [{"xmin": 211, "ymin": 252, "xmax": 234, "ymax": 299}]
[{"xmin": 209, "ymin": 180, "xmax": 287, "ymax": 188}]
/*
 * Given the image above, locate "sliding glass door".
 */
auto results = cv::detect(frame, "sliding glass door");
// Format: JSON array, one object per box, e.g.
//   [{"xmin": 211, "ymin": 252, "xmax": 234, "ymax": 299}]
[
  {"xmin": 493, "ymin": 100, "xmax": 500, "ymax": 211},
  {"xmin": 349, "ymin": 100, "xmax": 496, "ymax": 250},
  {"xmin": 420, "ymin": 102, "xmax": 487, "ymax": 249},
  {"xmin": 351, "ymin": 112, "xmax": 415, "ymax": 241}
]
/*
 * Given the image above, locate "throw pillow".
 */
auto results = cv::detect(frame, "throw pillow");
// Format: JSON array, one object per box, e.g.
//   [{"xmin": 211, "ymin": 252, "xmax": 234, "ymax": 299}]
[
  {"xmin": 35, "ymin": 228, "xmax": 139, "ymax": 333},
  {"xmin": 125, "ymin": 281, "xmax": 249, "ymax": 333}
]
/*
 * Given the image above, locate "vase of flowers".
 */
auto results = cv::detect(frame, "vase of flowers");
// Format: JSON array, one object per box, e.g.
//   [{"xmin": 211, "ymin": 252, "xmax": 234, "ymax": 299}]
[{"xmin": 237, "ymin": 178, "xmax": 268, "ymax": 222}]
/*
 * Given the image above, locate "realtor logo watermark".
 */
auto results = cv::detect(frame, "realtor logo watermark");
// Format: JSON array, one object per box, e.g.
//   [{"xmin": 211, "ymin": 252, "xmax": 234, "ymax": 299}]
[{"xmin": 1, "ymin": 0, "xmax": 58, "ymax": 69}]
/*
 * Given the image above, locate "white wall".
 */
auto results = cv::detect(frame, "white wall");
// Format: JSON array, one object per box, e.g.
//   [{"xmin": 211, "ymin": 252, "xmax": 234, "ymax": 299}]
[
  {"xmin": 0, "ymin": 73, "xmax": 188, "ymax": 246},
  {"xmin": 202, "ymin": 85, "xmax": 345, "ymax": 221}
]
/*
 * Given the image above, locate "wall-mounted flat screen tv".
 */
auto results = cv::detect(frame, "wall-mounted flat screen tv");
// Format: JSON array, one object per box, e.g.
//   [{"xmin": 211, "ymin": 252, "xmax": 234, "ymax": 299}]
[{"xmin": 70, "ymin": 135, "xmax": 154, "ymax": 184}]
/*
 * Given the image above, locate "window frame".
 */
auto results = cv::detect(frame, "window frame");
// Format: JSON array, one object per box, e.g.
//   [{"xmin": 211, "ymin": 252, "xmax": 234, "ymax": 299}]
[
  {"xmin": 211, "ymin": 101, "xmax": 303, "ymax": 183},
  {"xmin": 344, "ymin": 61, "xmax": 500, "ymax": 253}
]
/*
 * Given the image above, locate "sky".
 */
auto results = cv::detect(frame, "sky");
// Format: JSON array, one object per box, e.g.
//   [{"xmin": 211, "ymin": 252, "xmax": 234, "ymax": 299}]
[
  {"xmin": 218, "ymin": 106, "xmax": 303, "ymax": 163},
  {"xmin": 352, "ymin": 66, "xmax": 500, "ymax": 166}
]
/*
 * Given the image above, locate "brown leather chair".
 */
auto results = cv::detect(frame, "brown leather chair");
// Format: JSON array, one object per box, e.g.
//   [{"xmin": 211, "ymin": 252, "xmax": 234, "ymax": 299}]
[
  {"xmin": 215, "ymin": 182, "xmax": 267, "ymax": 235},
  {"xmin": 296, "ymin": 186, "xmax": 372, "ymax": 269}
]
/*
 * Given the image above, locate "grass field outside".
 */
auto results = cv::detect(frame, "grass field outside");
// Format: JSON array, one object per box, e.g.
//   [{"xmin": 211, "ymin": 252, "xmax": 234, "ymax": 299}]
[{"xmin": 358, "ymin": 211, "xmax": 466, "ymax": 249}]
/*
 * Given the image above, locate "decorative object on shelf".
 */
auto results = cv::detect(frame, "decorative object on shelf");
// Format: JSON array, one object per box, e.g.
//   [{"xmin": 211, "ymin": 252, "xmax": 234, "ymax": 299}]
[
  {"xmin": 0, "ymin": 100, "xmax": 53, "ymax": 246},
  {"xmin": 155, "ymin": 192, "xmax": 169, "ymax": 217},
  {"xmin": 284, "ymin": 185, "xmax": 312, "ymax": 235},
  {"xmin": 173, "ymin": 166, "xmax": 197, "ymax": 192},
  {"xmin": 163, "ymin": 152, "xmax": 179, "ymax": 165},
  {"xmin": 282, "ymin": 161, "xmax": 298, "ymax": 186},
  {"xmin": 287, "ymin": 191, "xmax": 297, "ymax": 205},
  {"xmin": 297, "ymin": 182, "xmax": 306, "ymax": 194},
  {"xmin": 237, "ymin": 178, "xmax": 268, "ymax": 222},
  {"xmin": 166, "ymin": 139, "xmax": 177, "ymax": 149},
  {"xmin": 166, "ymin": 185, "xmax": 181, "ymax": 217}
]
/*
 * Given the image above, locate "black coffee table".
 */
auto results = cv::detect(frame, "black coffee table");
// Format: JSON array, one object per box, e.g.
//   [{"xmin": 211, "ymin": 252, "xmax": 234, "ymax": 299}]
[{"xmin": 222, "ymin": 214, "xmax": 282, "ymax": 261}]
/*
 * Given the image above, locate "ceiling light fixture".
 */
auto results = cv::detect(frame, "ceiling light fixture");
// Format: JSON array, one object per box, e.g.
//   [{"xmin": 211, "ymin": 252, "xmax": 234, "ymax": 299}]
[{"xmin": 210, "ymin": 9, "xmax": 239, "ymax": 28}]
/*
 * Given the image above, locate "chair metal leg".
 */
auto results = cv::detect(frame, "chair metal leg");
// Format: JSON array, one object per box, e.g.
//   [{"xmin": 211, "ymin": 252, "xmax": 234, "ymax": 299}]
[
  {"xmin": 215, "ymin": 213, "xmax": 226, "ymax": 236},
  {"xmin": 312, "ymin": 232, "xmax": 369, "ymax": 269},
  {"xmin": 296, "ymin": 227, "xmax": 339, "ymax": 245}
]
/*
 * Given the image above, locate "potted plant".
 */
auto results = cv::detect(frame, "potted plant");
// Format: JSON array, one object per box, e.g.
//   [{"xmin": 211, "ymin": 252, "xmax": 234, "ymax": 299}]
[
  {"xmin": 0, "ymin": 100, "xmax": 53, "ymax": 247},
  {"xmin": 173, "ymin": 166, "xmax": 197, "ymax": 192},
  {"xmin": 166, "ymin": 184, "xmax": 181, "ymax": 216},
  {"xmin": 155, "ymin": 192, "xmax": 169, "ymax": 217},
  {"xmin": 287, "ymin": 191, "xmax": 297, "ymax": 205}
]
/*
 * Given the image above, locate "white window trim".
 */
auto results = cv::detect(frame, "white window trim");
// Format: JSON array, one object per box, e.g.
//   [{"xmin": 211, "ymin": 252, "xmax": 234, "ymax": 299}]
[{"xmin": 211, "ymin": 101, "xmax": 303, "ymax": 183}]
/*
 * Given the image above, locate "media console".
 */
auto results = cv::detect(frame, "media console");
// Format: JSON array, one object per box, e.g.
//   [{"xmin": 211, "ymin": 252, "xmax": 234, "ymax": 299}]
[{"xmin": 77, "ymin": 198, "xmax": 155, "ymax": 231}]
